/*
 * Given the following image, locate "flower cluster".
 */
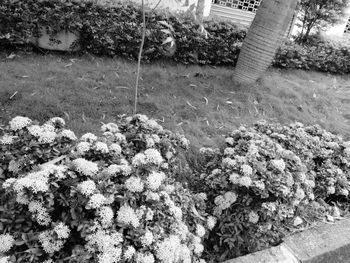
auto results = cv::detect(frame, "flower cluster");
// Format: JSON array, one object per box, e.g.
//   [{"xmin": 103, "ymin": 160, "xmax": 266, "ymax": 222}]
[
  {"xmin": 199, "ymin": 121, "xmax": 350, "ymax": 261},
  {"xmin": 0, "ymin": 234, "xmax": 15, "ymax": 253},
  {"xmin": 1, "ymin": 115, "xmax": 211, "ymax": 263}
]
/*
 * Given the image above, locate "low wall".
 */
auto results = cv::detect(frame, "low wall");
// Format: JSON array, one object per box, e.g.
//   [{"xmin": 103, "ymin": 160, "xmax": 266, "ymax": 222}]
[{"xmin": 224, "ymin": 219, "xmax": 350, "ymax": 263}]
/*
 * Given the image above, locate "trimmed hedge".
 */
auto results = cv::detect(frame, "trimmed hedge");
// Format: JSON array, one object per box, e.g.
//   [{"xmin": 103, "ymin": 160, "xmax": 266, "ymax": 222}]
[
  {"xmin": 0, "ymin": 0, "xmax": 245, "ymax": 65},
  {"xmin": 1, "ymin": 0, "xmax": 349, "ymax": 74},
  {"xmin": 273, "ymin": 40, "xmax": 350, "ymax": 74}
]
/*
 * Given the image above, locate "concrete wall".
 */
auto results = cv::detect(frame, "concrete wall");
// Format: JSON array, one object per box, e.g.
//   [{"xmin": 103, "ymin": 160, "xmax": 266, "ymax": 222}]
[
  {"xmin": 117, "ymin": 0, "xmax": 199, "ymax": 12},
  {"xmin": 224, "ymin": 219, "xmax": 350, "ymax": 263}
]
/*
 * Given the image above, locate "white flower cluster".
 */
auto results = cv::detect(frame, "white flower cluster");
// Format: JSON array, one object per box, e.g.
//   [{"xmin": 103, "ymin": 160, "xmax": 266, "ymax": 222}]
[
  {"xmin": 0, "ymin": 256, "xmax": 10, "ymax": 263},
  {"xmin": 224, "ymin": 147, "xmax": 235, "ymax": 156},
  {"xmin": 132, "ymin": 153, "xmax": 147, "ymax": 167},
  {"xmin": 101, "ymin": 122, "xmax": 119, "ymax": 133},
  {"xmin": 114, "ymin": 133, "xmax": 127, "ymax": 144},
  {"xmin": 123, "ymin": 246, "xmax": 136, "ymax": 260},
  {"xmin": 125, "ymin": 176, "xmax": 144, "ymax": 192},
  {"xmin": 9, "ymin": 170, "xmax": 49, "ymax": 194},
  {"xmin": 81, "ymin": 132, "xmax": 98, "ymax": 142},
  {"xmin": 98, "ymin": 206, "xmax": 114, "ymax": 228},
  {"xmin": 206, "ymin": 216, "xmax": 217, "ymax": 230},
  {"xmin": 147, "ymin": 171, "xmax": 165, "ymax": 191},
  {"xmin": 241, "ymin": 164, "xmax": 253, "ymax": 176},
  {"xmin": 196, "ymin": 224, "xmax": 206, "ymax": 237},
  {"xmin": 26, "ymin": 123, "xmax": 57, "ymax": 144},
  {"xmin": 190, "ymin": 236, "xmax": 204, "ymax": 256},
  {"xmin": 214, "ymin": 191, "xmax": 237, "ymax": 212},
  {"xmin": 87, "ymin": 194, "xmax": 107, "ymax": 209},
  {"xmin": 77, "ymin": 180, "xmax": 97, "ymax": 196},
  {"xmin": 135, "ymin": 252, "xmax": 155, "ymax": 263},
  {"xmin": 76, "ymin": 141, "xmax": 91, "ymax": 155},
  {"xmin": 140, "ymin": 230, "xmax": 154, "ymax": 247},
  {"xmin": 39, "ymin": 230, "xmax": 65, "ymax": 254},
  {"xmin": 47, "ymin": 117, "xmax": 65, "ymax": 127},
  {"xmin": 248, "ymin": 211, "xmax": 259, "ymax": 224},
  {"xmin": 60, "ymin": 129, "xmax": 77, "ymax": 140},
  {"xmin": 28, "ymin": 201, "xmax": 52, "ymax": 226},
  {"xmin": 38, "ymin": 130, "xmax": 57, "ymax": 144},
  {"xmin": 270, "ymin": 159, "xmax": 286, "ymax": 172},
  {"xmin": 144, "ymin": 149, "xmax": 163, "ymax": 165},
  {"xmin": 222, "ymin": 158, "xmax": 236, "ymax": 168},
  {"xmin": 41, "ymin": 164, "xmax": 68, "ymax": 180},
  {"xmin": 9, "ymin": 116, "xmax": 32, "ymax": 131},
  {"xmin": 155, "ymin": 235, "xmax": 186, "ymax": 262},
  {"xmin": 117, "ymin": 204, "xmax": 140, "ymax": 228},
  {"xmin": 179, "ymin": 137, "xmax": 190, "ymax": 148},
  {"xmin": 106, "ymin": 163, "xmax": 132, "ymax": 176},
  {"xmin": 0, "ymin": 234, "xmax": 15, "ymax": 253},
  {"xmin": 109, "ymin": 143, "xmax": 122, "ymax": 155},
  {"xmin": 95, "ymin": 142, "xmax": 109, "ymax": 153},
  {"xmin": 0, "ymin": 135, "xmax": 16, "ymax": 145},
  {"xmin": 229, "ymin": 172, "xmax": 253, "ymax": 187},
  {"xmin": 72, "ymin": 158, "xmax": 99, "ymax": 177},
  {"xmin": 145, "ymin": 191, "xmax": 161, "ymax": 202},
  {"xmin": 27, "ymin": 125, "xmax": 43, "ymax": 137},
  {"xmin": 54, "ymin": 222, "xmax": 70, "ymax": 239},
  {"xmin": 86, "ymin": 229, "xmax": 123, "ymax": 263},
  {"xmin": 225, "ymin": 137, "xmax": 234, "ymax": 145}
]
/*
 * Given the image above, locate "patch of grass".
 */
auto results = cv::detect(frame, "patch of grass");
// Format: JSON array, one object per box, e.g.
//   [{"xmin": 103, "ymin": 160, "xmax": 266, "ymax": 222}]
[{"xmin": 1, "ymin": 51, "xmax": 350, "ymax": 148}]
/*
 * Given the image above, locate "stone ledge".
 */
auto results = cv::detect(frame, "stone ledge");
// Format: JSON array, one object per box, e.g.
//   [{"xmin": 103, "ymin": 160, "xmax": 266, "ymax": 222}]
[{"xmin": 224, "ymin": 219, "xmax": 350, "ymax": 263}]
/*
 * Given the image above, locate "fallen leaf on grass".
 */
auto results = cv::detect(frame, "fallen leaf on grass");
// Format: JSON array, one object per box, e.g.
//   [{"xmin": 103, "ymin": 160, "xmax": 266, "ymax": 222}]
[
  {"xmin": 186, "ymin": 101, "xmax": 197, "ymax": 110},
  {"xmin": 156, "ymin": 117, "xmax": 165, "ymax": 123},
  {"xmin": 10, "ymin": 91, "xmax": 18, "ymax": 99},
  {"xmin": 7, "ymin": 53, "xmax": 16, "ymax": 59},
  {"xmin": 63, "ymin": 112, "xmax": 70, "ymax": 120},
  {"xmin": 115, "ymin": 86, "xmax": 130, "ymax": 90},
  {"xmin": 203, "ymin": 97, "xmax": 208, "ymax": 105}
]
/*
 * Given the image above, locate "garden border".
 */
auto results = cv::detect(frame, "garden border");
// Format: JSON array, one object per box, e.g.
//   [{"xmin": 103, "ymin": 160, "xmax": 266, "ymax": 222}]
[{"xmin": 224, "ymin": 218, "xmax": 350, "ymax": 263}]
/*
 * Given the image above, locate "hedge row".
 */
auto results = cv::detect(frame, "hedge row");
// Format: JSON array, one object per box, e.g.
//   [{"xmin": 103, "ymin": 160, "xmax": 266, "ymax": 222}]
[
  {"xmin": 0, "ymin": 0, "xmax": 246, "ymax": 65},
  {"xmin": 1, "ymin": 0, "xmax": 350, "ymax": 74},
  {"xmin": 1, "ymin": 115, "xmax": 350, "ymax": 263},
  {"xmin": 273, "ymin": 40, "xmax": 350, "ymax": 74}
]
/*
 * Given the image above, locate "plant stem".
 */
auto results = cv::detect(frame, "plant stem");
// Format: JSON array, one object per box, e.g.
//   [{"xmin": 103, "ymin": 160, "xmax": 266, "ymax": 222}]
[{"xmin": 134, "ymin": 0, "xmax": 147, "ymax": 115}]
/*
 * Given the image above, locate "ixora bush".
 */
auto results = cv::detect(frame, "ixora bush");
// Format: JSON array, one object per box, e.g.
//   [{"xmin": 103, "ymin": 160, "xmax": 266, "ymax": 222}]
[
  {"xmin": 0, "ymin": 115, "xmax": 213, "ymax": 263},
  {"xmin": 273, "ymin": 39, "xmax": 350, "ymax": 74},
  {"xmin": 197, "ymin": 121, "xmax": 350, "ymax": 261},
  {"xmin": 0, "ymin": 0, "xmax": 245, "ymax": 65}
]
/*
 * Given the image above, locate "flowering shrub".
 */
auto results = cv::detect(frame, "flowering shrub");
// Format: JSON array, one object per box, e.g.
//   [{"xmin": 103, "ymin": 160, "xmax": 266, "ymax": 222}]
[
  {"xmin": 197, "ymin": 121, "xmax": 350, "ymax": 261},
  {"xmin": 273, "ymin": 40, "xmax": 350, "ymax": 74},
  {"xmin": 0, "ymin": 116, "xmax": 76, "ymax": 179},
  {"xmin": 0, "ymin": 0, "xmax": 245, "ymax": 66},
  {"xmin": 0, "ymin": 115, "xmax": 212, "ymax": 263}
]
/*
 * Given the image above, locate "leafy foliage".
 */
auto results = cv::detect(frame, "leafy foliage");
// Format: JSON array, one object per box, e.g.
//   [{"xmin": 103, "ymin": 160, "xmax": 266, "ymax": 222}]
[
  {"xmin": 296, "ymin": 0, "xmax": 350, "ymax": 43},
  {"xmin": 0, "ymin": 0, "xmax": 245, "ymax": 65},
  {"xmin": 2, "ymin": 0, "xmax": 349, "ymax": 74},
  {"xmin": 0, "ymin": 115, "xmax": 211, "ymax": 263},
  {"xmin": 273, "ymin": 39, "xmax": 350, "ymax": 74},
  {"xmin": 196, "ymin": 121, "xmax": 350, "ymax": 261}
]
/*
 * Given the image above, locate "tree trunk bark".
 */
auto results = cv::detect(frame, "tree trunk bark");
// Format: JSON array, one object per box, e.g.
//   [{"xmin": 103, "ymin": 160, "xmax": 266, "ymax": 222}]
[
  {"xmin": 234, "ymin": 0, "xmax": 299, "ymax": 84},
  {"xmin": 195, "ymin": 0, "xmax": 205, "ymax": 22}
]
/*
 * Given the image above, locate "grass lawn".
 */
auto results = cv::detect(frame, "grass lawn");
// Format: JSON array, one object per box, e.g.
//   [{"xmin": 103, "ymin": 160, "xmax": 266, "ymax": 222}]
[{"xmin": 1, "ymin": 51, "xmax": 350, "ymax": 149}]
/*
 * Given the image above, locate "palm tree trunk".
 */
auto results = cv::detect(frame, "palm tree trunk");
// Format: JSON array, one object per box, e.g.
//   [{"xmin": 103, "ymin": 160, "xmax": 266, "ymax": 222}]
[
  {"xmin": 234, "ymin": 0, "xmax": 299, "ymax": 84},
  {"xmin": 196, "ymin": 0, "xmax": 205, "ymax": 22}
]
